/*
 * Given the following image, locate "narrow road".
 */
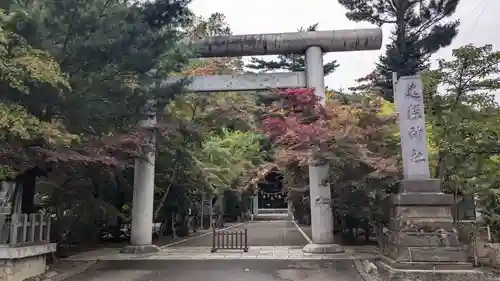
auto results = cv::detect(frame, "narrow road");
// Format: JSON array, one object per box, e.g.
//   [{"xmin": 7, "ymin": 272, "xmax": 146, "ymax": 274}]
[
  {"xmin": 172, "ymin": 221, "xmax": 308, "ymax": 247},
  {"xmin": 65, "ymin": 260, "xmax": 365, "ymax": 281}
]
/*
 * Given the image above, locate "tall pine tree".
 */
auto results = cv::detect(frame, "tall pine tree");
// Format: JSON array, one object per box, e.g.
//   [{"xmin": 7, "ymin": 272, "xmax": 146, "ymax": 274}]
[{"xmin": 338, "ymin": 0, "xmax": 460, "ymax": 101}]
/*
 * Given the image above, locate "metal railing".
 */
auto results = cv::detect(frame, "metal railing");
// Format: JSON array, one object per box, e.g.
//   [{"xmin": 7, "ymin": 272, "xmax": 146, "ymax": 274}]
[
  {"xmin": 0, "ymin": 213, "xmax": 51, "ymax": 247},
  {"xmin": 211, "ymin": 228, "xmax": 248, "ymax": 253}
]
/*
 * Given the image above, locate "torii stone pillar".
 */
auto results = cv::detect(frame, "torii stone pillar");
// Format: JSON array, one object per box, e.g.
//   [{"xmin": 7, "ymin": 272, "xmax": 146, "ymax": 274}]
[
  {"xmin": 301, "ymin": 46, "xmax": 342, "ymax": 253},
  {"xmin": 187, "ymin": 28, "xmax": 383, "ymax": 253},
  {"xmin": 121, "ymin": 102, "xmax": 161, "ymax": 254},
  {"xmin": 123, "ymin": 28, "xmax": 383, "ymax": 254}
]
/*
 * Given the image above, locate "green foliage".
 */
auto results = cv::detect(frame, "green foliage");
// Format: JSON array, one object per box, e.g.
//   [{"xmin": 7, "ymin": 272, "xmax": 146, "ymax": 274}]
[
  {"xmin": 0, "ymin": 0, "xmax": 270, "ymax": 247},
  {"xmin": 9, "ymin": 0, "xmax": 192, "ymax": 134},
  {"xmin": 0, "ymin": 0, "xmax": 197, "ymax": 246},
  {"xmin": 186, "ymin": 12, "xmax": 231, "ymax": 39},
  {"xmin": 149, "ymin": 12, "xmax": 267, "ymax": 229},
  {"xmin": 0, "ymin": 8, "xmax": 76, "ymax": 179},
  {"xmin": 421, "ymin": 44, "xmax": 500, "ymax": 235},
  {"xmin": 425, "ymin": 44, "xmax": 500, "ymax": 192},
  {"xmin": 193, "ymin": 129, "xmax": 264, "ymax": 192},
  {"xmin": 183, "ymin": 12, "xmax": 243, "ymax": 74},
  {"xmin": 0, "ymin": 8, "xmax": 70, "ymax": 119},
  {"xmin": 0, "ymin": 103, "xmax": 75, "ymax": 145}
]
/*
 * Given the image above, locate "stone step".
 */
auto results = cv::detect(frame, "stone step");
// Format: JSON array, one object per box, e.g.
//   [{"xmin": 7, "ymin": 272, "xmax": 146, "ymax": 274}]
[
  {"xmin": 253, "ymin": 213, "xmax": 290, "ymax": 221},
  {"xmin": 257, "ymin": 208, "xmax": 288, "ymax": 214}
]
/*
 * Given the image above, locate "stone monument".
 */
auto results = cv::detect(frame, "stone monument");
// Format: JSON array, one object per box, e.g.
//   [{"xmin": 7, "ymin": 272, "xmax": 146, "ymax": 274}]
[{"xmin": 378, "ymin": 75, "xmax": 483, "ymax": 281}]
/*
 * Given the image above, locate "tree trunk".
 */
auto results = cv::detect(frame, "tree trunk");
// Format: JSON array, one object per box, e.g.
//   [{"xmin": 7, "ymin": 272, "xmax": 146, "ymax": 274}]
[
  {"xmin": 153, "ymin": 183, "xmax": 173, "ymax": 221},
  {"xmin": 434, "ymin": 150, "xmax": 445, "ymax": 180}
]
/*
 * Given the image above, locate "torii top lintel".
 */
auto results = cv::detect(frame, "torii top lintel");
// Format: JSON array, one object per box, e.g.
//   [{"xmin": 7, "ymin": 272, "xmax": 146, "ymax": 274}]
[{"xmin": 188, "ymin": 28, "xmax": 383, "ymax": 58}]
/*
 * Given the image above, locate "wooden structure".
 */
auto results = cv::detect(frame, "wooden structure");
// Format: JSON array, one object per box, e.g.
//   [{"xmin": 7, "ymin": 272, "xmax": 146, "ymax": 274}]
[
  {"xmin": 0, "ymin": 214, "xmax": 51, "ymax": 247},
  {"xmin": 211, "ymin": 228, "xmax": 248, "ymax": 253},
  {"xmin": 0, "ymin": 181, "xmax": 56, "ymax": 281}
]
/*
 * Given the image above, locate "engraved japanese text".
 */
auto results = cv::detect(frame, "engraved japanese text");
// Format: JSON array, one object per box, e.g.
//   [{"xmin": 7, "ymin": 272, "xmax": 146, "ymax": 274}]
[
  {"xmin": 410, "ymin": 149, "xmax": 426, "ymax": 163},
  {"xmin": 408, "ymin": 125, "xmax": 424, "ymax": 141},
  {"xmin": 407, "ymin": 104, "xmax": 423, "ymax": 120},
  {"xmin": 405, "ymin": 82, "xmax": 421, "ymax": 100}
]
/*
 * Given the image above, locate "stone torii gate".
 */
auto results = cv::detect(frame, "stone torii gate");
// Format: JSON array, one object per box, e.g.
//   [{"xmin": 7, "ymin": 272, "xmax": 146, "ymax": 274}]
[{"xmin": 121, "ymin": 28, "xmax": 384, "ymax": 254}]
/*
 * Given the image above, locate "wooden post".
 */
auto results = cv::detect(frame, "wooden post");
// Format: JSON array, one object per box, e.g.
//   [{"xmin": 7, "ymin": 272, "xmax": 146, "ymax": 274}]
[
  {"xmin": 30, "ymin": 213, "xmax": 36, "ymax": 242},
  {"xmin": 22, "ymin": 214, "xmax": 28, "ymax": 244},
  {"xmin": 10, "ymin": 214, "xmax": 18, "ymax": 246},
  {"xmin": 38, "ymin": 215, "xmax": 44, "ymax": 241},
  {"xmin": 244, "ymin": 228, "xmax": 248, "ymax": 252},
  {"xmin": 211, "ymin": 227, "xmax": 217, "ymax": 253},
  {"xmin": 0, "ymin": 215, "xmax": 5, "ymax": 243},
  {"xmin": 45, "ymin": 214, "xmax": 51, "ymax": 242}
]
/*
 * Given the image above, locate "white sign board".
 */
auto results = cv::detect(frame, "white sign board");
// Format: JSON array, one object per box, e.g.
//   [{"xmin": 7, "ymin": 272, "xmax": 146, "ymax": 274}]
[{"xmin": 395, "ymin": 75, "xmax": 430, "ymax": 179}]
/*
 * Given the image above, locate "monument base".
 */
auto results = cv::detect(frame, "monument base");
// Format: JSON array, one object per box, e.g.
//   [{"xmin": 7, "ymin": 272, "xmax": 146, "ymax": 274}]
[
  {"xmin": 302, "ymin": 243, "xmax": 345, "ymax": 254},
  {"xmin": 120, "ymin": 244, "xmax": 161, "ymax": 254},
  {"xmin": 376, "ymin": 260, "xmax": 484, "ymax": 281}
]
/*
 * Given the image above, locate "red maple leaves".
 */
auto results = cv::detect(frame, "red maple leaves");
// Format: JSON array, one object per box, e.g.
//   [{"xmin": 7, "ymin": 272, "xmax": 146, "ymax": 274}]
[
  {"xmin": 260, "ymin": 88, "xmax": 398, "ymax": 175},
  {"xmin": 261, "ymin": 88, "xmax": 327, "ymax": 150},
  {"xmin": 261, "ymin": 88, "xmax": 334, "ymax": 152}
]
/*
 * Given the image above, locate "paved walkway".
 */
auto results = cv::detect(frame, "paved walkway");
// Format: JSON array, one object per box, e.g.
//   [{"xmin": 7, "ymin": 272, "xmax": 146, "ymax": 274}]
[
  {"xmin": 68, "ymin": 245, "xmax": 379, "ymax": 261},
  {"xmin": 65, "ymin": 260, "xmax": 367, "ymax": 281},
  {"xmin": 67, "ymin": 220, "xmax": 379, "ymax": 261},
  {"xmin": 171, "ymin": 220, "xmax": 308, "ymax": 247},
  {"xmin": 62, "ymin": 221, "xmax": 378, "ymax": 281}
]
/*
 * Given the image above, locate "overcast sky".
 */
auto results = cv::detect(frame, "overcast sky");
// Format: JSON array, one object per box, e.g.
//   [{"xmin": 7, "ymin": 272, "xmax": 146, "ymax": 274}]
[{"xmin": 189, "ymin": 0, "xmax": 499, "ymax": 91}]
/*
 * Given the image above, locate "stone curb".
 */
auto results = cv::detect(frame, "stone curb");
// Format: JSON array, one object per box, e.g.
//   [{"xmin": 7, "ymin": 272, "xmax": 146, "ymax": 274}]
[{"xmin": 42, "ymin": 260, "xmax": 98, "ymax": 281}]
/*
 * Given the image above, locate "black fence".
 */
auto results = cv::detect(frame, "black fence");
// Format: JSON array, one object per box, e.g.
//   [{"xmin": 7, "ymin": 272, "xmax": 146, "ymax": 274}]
[{"xmin": 211, "ymin": 228, "xmax": 248, "ymax": 253}]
